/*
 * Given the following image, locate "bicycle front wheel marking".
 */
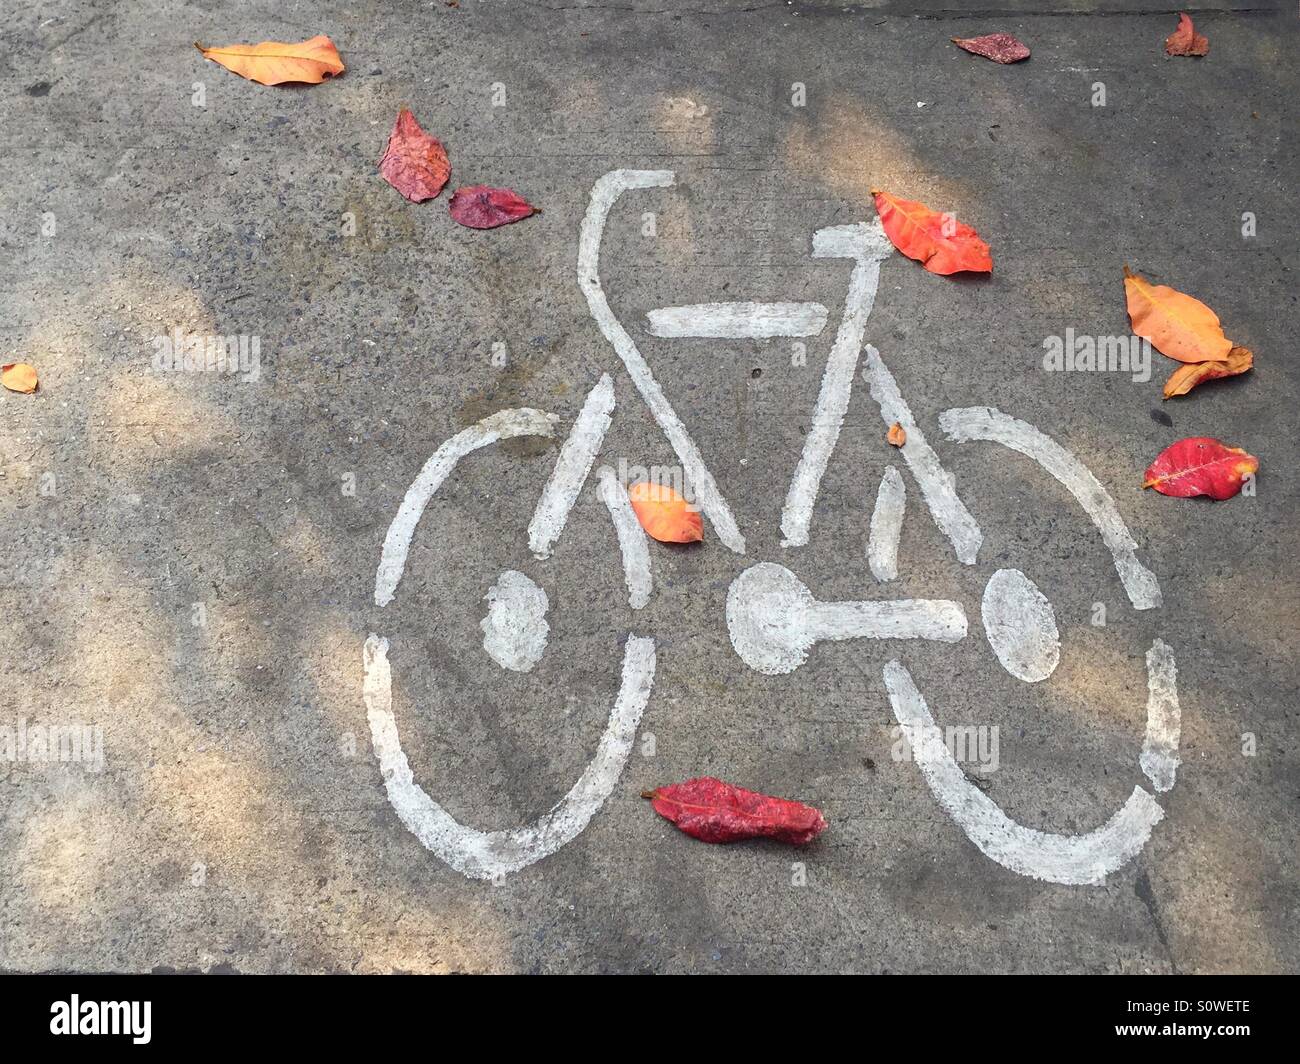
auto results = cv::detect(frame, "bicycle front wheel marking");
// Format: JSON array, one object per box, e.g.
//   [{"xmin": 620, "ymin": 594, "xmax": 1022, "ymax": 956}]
[
  {"xmin": 367, "ymin": 402, "xmax": 656, "ymax": 880},
  {"xmin": 363, "ymin": 634, "xmax": 655, "ymax": 881}
]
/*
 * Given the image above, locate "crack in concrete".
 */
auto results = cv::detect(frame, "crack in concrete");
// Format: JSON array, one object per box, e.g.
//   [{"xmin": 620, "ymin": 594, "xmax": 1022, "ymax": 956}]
[{"xmin": 1135, "ymin": 868, "xmax": 1180, "ymax": 974}]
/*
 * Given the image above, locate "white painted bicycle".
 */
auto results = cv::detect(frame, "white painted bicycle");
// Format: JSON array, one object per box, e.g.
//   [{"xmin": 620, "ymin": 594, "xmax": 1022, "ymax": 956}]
[{"xmin": 363, "ymin": 169, "xmax": 1180, "ymax": 884}]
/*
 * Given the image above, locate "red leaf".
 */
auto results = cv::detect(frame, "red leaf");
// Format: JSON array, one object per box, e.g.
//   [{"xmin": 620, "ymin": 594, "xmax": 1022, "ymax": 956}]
[
  {"xmin": 1165, "ymin": 13, "xmax": 1209, "ymax": 57},
  {"xmin": 448, "ymin": 185, "xmax": 539, "ymax": 229},
  {"xmin": 378, "ymin": 109, "xmax": 450, "ymax": 202},
  {"xmin": 872, "ymin": 189, "xmax": 993, "ymax": 275},
  {"xmin": 952, "ymin": 33, "xmax": 1030, "ymax": 64},
  {"xmin": 1143, "ymin": 437, "xmax": 1258, "ymax": 499},
  {"xmin": 642, "ymin": 777, "xmax": 827, "ymax": 845}
]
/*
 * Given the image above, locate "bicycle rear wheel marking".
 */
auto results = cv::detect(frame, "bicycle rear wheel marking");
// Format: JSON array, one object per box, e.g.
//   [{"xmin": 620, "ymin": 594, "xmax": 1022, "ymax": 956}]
[
  {"xmin": 980, "ymin": 568, "xmax": 1060, "ymax": 683},
  {"xmin": 1139, "ymin": 640, "xmax": 1180, "ymax": 793},
  {"xmin": 883, "ymin": 659, "xmax": 1167, "ymax": 885},
  {"xmin": 363, "ymin": 634, "xmax": 655, "ymax": 881}
]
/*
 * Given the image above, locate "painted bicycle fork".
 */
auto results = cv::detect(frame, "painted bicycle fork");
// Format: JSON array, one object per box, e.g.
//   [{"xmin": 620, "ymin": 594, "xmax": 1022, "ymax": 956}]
[{"xmin": 363, "ymin": 169, "xmax": 1181, "ymax": 885}]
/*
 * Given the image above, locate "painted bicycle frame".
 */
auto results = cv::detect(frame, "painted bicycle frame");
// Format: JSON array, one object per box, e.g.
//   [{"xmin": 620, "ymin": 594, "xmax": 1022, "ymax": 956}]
[{"xmin": 362, "ymin": 170, "xmax": 1181, "ymax": 884}]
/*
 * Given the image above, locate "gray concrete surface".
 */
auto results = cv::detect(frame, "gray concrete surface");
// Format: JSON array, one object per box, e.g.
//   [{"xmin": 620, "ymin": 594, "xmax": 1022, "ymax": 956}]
[{"xmin": 1, "ymin": 0, "xmax": 1296, "ymax": 973}]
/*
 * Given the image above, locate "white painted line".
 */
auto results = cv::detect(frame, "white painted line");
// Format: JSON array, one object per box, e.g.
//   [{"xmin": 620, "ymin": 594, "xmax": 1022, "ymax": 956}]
[
  {"xmin": 1139, "ymin": 638, "xmax": 1180, "ymax": 793},
  {"xmin": 863, "ymin": 346, "xmax": 983, "ymax": 566},
  {"xmin": 781, "ymin": 222, "xmax": 890, "ymax": 548},
  {"xmin": 579, "ymin": 169, "xmax": 746, "ymax": 554},
  {"xmin": 375, "ymin": 407, "xmax": 558, "ymax": 607},
  {"xmin": 939, "ymin": 406, "xmax": 1163, "ymax": 610},
  {"xmin": 812, "ymin": 221, "xmax": 894, "ymax": 261},
  {"xmin": 528, "ymin": 374, "xmax": 615, "ymax": 560},
  {"xmin": 727, "ymin": 562, "xmax": 966, "ymax": 675},
  {"xmin": 884, "ymin": 659, "xmax": 1164, "ymax": 885},
  {"xmin": 598, "ymin": 467, "xmax": 652, "ymax": 609},
  {"xmin": 810, "ymin": 599, "xmax": 966, "ymax": 644},
  {"xmin": 480, "ymin": 570, "xmax": 549, "ymax": 673},
  {"xmin": 363, "ymin": 632, "xmax": 656, "ymax": 881},
  {"xmin": 868, "ymin": 465, "xmax": 905, "ymax": 582},
  {"xmin": 645, "ymin": 301, "xmax": 829, "ymax": 338},
  {"xmin": 980, "ymin": 568, "xmax": 1060, "ymax": 683}
]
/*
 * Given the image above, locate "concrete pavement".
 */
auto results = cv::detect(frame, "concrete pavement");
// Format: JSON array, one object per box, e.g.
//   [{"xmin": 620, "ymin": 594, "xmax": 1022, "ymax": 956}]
[{"xmin": 0, "ymin": 0, "xmax": 1296, "ymax": 972}]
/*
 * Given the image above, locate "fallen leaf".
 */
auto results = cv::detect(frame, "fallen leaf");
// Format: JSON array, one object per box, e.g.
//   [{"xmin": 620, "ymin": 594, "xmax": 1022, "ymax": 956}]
[
  {"xmin": 2, "ymin": 362, "xmax": 38, "ymax": 393},
  {"xmin": 1143, "ymin": 436, "xmax": 1258, "ymax": 499},
  {"xmin": 1124, "ymin": 266, "xmax": 1232, "ymax": 364},
  {"xmin": 872, "ymin": 190, "xmax": 993, "ymax": 275},
  {"xmin": 1163, "ymin": 345, "xmax": 1253, "ymax": 398},
  {"xmin": 952, "ymin": 33, "xmax": 1031, "ymax": 64},
  {"xmin": 448, "ymin": 185, "xmax": 539, "ymax": 229},
  {"xmin": 642, "ymin": 777, "xmax": 827, "ymax": 845},
  {"xmin": 627, "ymin": 481, "xmax": 703, "ymax": 543},
  {"xmin": 195, "ymin": 35, "xmax": 345, "ymax": 86},
  {"xmin": 378, "ymin": 109, "xmax": 450, "ymax": 202},
  {"xmin": 887, "ymin": 422, "xmax": 907, "ymax": 446},
  {"xmin": 1165, "ymin": 13, "xmax": 1209, "ymax": 57}
]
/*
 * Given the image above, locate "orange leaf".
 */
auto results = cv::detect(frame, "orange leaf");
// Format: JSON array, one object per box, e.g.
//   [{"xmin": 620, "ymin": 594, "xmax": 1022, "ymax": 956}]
[
  {"xmin": 627, "ymin": 481, "xmax": 703, "ymax": 543},
  {"xmin": 887, "ymin": 422, "xmax": 906, "ymax": 447},
  {"xmin": 195, "ymin": 35, "xmax": 345, "ymax": 86},
  {"xmin": 1165, "ymin": 13, "xmax": 1209, "ymax": 57},
  {"xmin": 1163, "ymin": 345, "xmax": 1252, "ymax": 398},
  {"xmin": 872, "ymin": 190, "xmax": 992, "ymax": 275},
  {"xmin": 1, "ymin": 362, "xmax": 38, "ymax": 393},
  {"xmin": 1123, "ymin": 266, "xmax": 1232, "ymax": 364}
]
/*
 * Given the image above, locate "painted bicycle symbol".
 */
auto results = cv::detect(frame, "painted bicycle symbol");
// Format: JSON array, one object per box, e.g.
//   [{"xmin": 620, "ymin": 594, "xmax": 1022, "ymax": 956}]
[{"xmin": 362, "ymin": 169, "xmax": 1181, "ymax": 884}]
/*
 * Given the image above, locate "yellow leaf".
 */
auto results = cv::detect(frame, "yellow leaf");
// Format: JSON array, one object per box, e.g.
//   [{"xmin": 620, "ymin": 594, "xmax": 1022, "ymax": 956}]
[
  {"xmin": 2, "ymin": 362, "xmax": 38, "ymax": 393},
  {"xmin": 195, "ymin": 35, "xmax": 345, "ymax": 86},
  {"xmin": 1124, "ymin": 266, "xmax": 1232, "ymax": 364}
]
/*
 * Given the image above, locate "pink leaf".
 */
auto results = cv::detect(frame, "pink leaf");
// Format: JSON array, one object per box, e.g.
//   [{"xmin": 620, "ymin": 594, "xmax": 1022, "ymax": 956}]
[
  {"xmin": 448, "ymin": 185, "xmax": 539, "ymax": 229},
  {"xmin": 378, "ymin": 109, "xmax": 450, "ymax": 203},
  {"xmin": 952, "ymin": 33, "xmax": 1031, "ymax": 64},
  {"xmin": 1165, "ymin": 13, "xmax": 1209, "ymax": 57}
]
